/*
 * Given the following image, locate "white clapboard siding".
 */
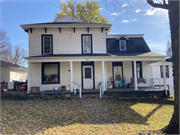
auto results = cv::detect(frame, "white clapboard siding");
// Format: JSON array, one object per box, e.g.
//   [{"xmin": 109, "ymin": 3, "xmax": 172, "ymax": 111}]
[
  {"xmin": 30, "ymin": 62, "xmax": 81, "ymax": 91},
  {"xmin": 29, "ymin": 28, "xmax": 106, "ymax": 56}
]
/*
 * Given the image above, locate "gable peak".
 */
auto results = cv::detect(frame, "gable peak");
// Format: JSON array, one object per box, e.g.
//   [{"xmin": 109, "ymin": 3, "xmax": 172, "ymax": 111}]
[{"xmin": 116, "ymin": 35, "xmax": 129, "ymax": 41}]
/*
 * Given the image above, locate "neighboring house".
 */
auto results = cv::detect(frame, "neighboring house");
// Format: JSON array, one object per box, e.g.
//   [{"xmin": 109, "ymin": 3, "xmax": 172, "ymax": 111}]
[
  {"xmin": 151, "ymin": 59, "xmax": 174, "ymax": 96},
  {"xmin": 0, "ymin": 60, "xmax": 27, "ymax": 82},
  {"xmin": 21, "ymin": 15, "xmax": 169, "ymax": 93}
]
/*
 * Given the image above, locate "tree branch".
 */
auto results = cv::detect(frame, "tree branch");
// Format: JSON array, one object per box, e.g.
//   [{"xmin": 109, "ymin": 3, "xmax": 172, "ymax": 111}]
[{"xmin": 147, "ymin": 0, "xmax": 168, "ymax": 10}]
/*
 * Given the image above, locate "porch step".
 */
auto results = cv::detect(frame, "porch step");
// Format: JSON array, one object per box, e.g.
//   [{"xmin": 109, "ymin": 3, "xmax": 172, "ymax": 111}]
[
  {"xmin": 104, "ymin": 90, "xmax": 168, "ymax": 98},
  {"xmin": 40, "ymin": 90, "xmax": 100, "ymax": 95}
]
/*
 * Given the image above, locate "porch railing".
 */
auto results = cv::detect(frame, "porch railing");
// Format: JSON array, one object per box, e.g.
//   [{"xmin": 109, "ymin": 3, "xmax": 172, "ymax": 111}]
[
  {"xmin": 100, "ymin": 81, "xmax": 104, "ymax": 99},
  {"xmin": 72, "ymin": 81, "xmax": 82, "ymax": 99}
]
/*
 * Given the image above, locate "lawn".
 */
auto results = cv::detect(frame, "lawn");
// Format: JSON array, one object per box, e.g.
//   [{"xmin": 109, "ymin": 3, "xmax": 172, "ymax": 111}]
[{"xmin": 1, "ymin": 94, "xmax": 174, "ymax": 134}]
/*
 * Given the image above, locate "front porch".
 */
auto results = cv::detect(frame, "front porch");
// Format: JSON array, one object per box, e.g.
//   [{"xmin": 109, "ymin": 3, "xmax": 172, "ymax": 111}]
[{"xmin": 27, "ymin": 55, "xmax": 168, "ymax": 97}]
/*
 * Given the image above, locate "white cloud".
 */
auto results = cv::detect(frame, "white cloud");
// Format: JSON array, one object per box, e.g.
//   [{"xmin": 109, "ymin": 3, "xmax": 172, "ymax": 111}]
[
  {"xmin": 145, "ymin": 9, "xmax": 157, "ymax": 15},
  {"xmin": 121, "ymin": 19, "xmax": 138, "ymax": 23},
  {"xmin": 99, "ymin": 8, "xmax": 103, "ymax": 11},
  {"xmin": 144, "ymin": 8, "xmax": 168, "ymax": 16},
  {"xmin": 122, "ymin": 3, "xmax": 128, "ymax": 7},
  {"xmin": 122, "ymin": 10, "xmax": 125, "ymax": 12},
  {"xmin": 110, "ymin": 13, "xmax": 121, "ymax": 16},
  {"xmin": 132, "ymin": 19, "xmax": 137, "ymax": 21},
  {"xmin": 122, "ymin": 20, "xmax": 130, "ymax": 23},
  {"xmin": 135, "ymin": 9, "xmax": 141, "ymax": 13}
]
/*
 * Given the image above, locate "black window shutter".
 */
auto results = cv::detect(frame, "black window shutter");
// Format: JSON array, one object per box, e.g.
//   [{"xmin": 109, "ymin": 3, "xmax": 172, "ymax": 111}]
[
  {"xmin": 160, "ymin": 66, "xmax": 163, "ymax": 78},
  {"xmin": 166, "ymin": 65, "xmax": 169, "ymax": 78}
]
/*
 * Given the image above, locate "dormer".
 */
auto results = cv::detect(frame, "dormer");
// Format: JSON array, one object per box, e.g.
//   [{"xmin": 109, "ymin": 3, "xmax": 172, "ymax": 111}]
[
  {"xmin": 106, "ymin": 34, "xmax": 151, "ymax": 53},
  {"xmin": 116, "ymin": 35, "xmax": 129, "ymax": 51}
]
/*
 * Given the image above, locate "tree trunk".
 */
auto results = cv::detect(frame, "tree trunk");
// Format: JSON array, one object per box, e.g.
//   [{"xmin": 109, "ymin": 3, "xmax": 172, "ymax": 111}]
[{"xmin": 165, "ymin": 1, "xmax": 179, "ymax": 134}]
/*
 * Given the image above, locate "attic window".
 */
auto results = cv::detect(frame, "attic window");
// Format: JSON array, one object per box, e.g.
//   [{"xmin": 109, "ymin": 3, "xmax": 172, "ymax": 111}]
[{"xmin": 119, "ymin": 40, "xmax": 126, "ymax": 51}]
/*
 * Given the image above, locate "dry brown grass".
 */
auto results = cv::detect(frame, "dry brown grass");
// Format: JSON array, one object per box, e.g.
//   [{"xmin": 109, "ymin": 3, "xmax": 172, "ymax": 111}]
[{"xmin": 1, "ymin": 95, "xmax": 174, "ymax": 134}]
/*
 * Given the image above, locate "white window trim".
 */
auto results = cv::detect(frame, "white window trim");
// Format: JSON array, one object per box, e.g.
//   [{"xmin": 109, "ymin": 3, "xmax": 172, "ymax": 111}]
[
  {"xmin": 119, "ymin": 40, "xmax": 126, "ymax": 51},
  {"xmin": 43, "ymin": 36, "xmax": 51, "ymax": 54},
  {"xmin": 83, "ymin": 36, "xmax": 91, "ymax": 53}
]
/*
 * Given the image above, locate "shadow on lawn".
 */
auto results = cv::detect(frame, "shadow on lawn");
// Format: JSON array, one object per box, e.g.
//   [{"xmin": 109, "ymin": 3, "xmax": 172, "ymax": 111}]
[{"xmin": 101, "ymin": 97, "xmax": 174, "ymax": 125}]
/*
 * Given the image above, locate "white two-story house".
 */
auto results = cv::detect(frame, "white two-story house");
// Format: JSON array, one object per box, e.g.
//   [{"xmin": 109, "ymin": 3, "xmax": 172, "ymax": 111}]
[{"xmin": 21, "ymin": 15, "xmax": 170, "ymax": 94}]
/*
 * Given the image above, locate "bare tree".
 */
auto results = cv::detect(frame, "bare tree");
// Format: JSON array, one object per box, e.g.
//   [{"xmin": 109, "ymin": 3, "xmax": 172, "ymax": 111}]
[
  {"xmin": 0, "ymin": 29, "xmax": 11, "ymax": 52},
  {"xmin": 1, "ymin": 45, "xmax": 27, "ymax": 66},
  {"xmin": 165, "ymin": 40, "xmax": 172, "ymax": 59},
  {"xmin": 0, "ymin": 29, "xmax": 27, "ymax": 66}
]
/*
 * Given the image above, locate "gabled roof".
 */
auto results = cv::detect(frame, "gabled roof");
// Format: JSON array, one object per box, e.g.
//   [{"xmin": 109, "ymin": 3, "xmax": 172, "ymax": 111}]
[
  {"xmin": 55, "ymin": 15, "xmax": 83, "ymax": 22},
  {"xmin": 0, "ymin": 60, "xmax": 27, "ymax": 70},
  {"xmin": 116, "ymin": 35, "xmax": 129, "ymax": 41}
]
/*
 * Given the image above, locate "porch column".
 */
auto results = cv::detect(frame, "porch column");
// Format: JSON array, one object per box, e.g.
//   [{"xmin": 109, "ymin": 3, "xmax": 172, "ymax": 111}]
[
  {"xmin": 133, "ymin": 60, "xmax": 138, "ymax": 90},
  {"xmin": 162, "ymin": 58, "xmax": 167, "ymax": 92},
  {"xmin": 102, "ymin": 61, "xmax": 105, "ymax": 92},
  {"xmin": 70, "ymin": 61, "xmax": 73, "ymax": 92},
  {"xmin": 27, "ymin": 61, "xmax": 31, "ymax": 93}
]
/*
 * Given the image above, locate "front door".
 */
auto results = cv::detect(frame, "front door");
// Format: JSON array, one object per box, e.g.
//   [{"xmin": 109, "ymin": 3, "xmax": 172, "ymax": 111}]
[
  {"xmin": 83, "ymin": 66, "xmax": 93, "ymax": 89},
  {"xmin": 114, "ymin": 66, "xmax": 122, "ymax": 87}
]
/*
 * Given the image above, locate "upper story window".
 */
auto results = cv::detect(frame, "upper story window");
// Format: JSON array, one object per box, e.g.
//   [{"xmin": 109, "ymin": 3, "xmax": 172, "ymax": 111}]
[
  {"xmin": 42, "ymin": 35, "xmax": 53, "ymax": 54},
  {"xmin": 119, "ymin": 40, "xmax": 126, "ymax": 51},
  {"xmin": 82, "ymin": 34, "xmax": 92, "ymax": 54},
  {"xmin": 160, "ymin": 65, "xmax": 169, "ymax": 78}
]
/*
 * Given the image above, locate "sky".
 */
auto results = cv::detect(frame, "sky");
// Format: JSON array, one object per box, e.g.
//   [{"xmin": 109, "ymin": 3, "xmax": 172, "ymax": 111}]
[{"xmin": 0, "ymin": 0, "xmax": 170, "ymax": 55}]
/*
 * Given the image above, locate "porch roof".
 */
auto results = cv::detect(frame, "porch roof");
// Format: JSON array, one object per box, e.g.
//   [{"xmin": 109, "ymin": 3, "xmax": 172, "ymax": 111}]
[
  {"xmin": 108, "ymin": 52, "xmax": 167, "ymax": 57},
  {"xmin": 25, "ymin": 51, "xmax": 166, "ymax": 59}
]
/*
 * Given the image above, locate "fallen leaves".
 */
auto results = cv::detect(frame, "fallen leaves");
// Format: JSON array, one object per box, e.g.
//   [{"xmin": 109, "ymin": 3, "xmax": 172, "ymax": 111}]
[{"xmin": 1, "ymin": 95, "xmax": 174, "ymax": 134}]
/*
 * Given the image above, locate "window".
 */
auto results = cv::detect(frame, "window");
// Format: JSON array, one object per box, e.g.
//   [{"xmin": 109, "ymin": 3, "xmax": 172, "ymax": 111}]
[
  {"xmin": 114, "ymin": 66, "xmax": 122, "ymax": 81},
  {"xmin": 82, "ymin": 34, "xmax": 92, "ymax": 53},
  {"xmin": 119, "ymin": 40, "xmax": 126, "ymax": 51},
  {"xmin": 85, "ymin": 68, "xmax": 91, "ymax": 78},
  {"xmin": 42, "ymin": 35, "xmax": 52, "ymax": 54},
  {"xmin": 160, "ymin": 65, "xmax": 169, "ymax": 78},
  {"xmin": 42, "ymin": 62, "xmax": 59, "ymax": 84},
  {"xmin": 132, "ymin": 61, "xmax": 142, "ymax": 78},
  {"xmin": 112, "ymin": 62, "xmax": 123, "ymax": 81}
]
